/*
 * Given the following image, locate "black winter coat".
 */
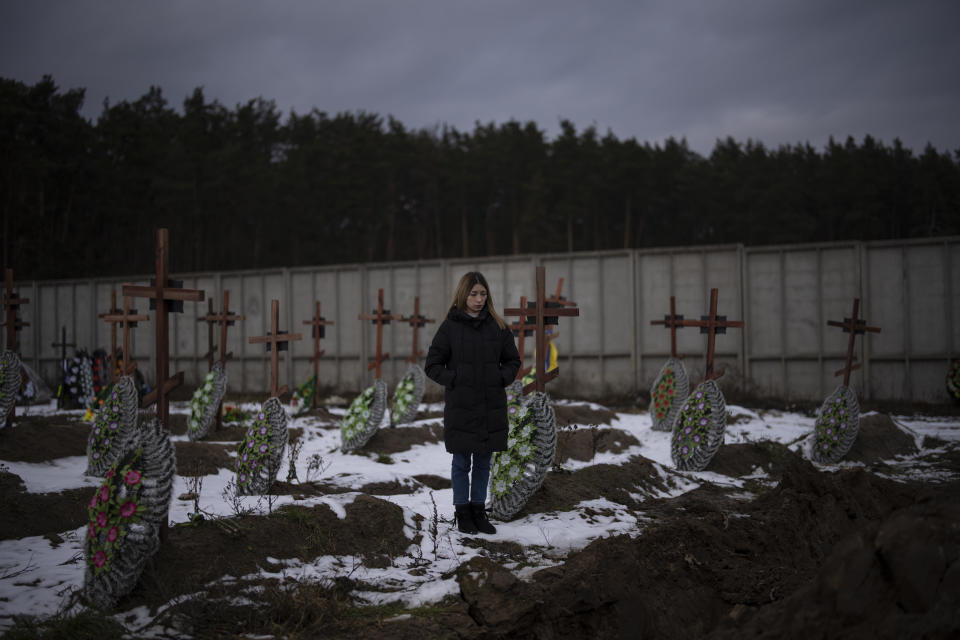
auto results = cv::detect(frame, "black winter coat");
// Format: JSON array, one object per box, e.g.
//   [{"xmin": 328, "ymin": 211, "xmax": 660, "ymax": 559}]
[{"xmin": 424, "ymin": 307, "xmax": 522, "ymax": 454}]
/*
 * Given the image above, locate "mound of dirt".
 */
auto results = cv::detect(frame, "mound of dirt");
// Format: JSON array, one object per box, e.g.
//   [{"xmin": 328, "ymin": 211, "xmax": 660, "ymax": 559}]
[
  {"xmin": 707, "ymin": 441, "xmax": 798, "ymax": 477},
  {"xmin": 362, "ymin": 423, "xmax": 443, "ymax": 454},
  {"xmin": 514, "ymin": 455, "xmax": 671, "ymax": 516},
  {"xmin": 124, "ymin": 494, "xmax": 411, "ymax": 613},
  {"xmin": 175, "ymin": 442, "xmax": 237, "ymax": 476},
  {"xmin": 1, "ymin": 471, "xmax": 91, "ymax": 540},
  {"xmin": 459, "ymin": 459, "xmax": 952, "ymax": 639},
  {"xmin": 0, "ymin": 416, "xmax": 90, "ymax": 461},
  {"xmin": 554, "ymin": 403, "xmax": 619, "ymax": 428},
  {"xmin": 845, "ymin": 413, "xmax": 919, "ymax": 463},
  {"xmin": 556, "ymin": 427, "xmax": 640, "ymax": 463}
]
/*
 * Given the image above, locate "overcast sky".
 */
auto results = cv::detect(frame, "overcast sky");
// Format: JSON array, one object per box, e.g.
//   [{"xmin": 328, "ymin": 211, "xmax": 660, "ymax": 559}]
[{"xmin": 2, "ymin": 0, "xmax": 958, "ymax": 155}]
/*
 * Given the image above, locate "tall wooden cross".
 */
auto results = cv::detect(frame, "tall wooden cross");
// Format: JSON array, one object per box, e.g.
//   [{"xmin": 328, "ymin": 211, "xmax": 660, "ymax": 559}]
[
  {"xmin": 827, "ymin": 298, "xmax": 882, "ymax": 387},
  {"xmin": 51, "ymin": 327, "xmax": 76, "ymax": 409},
  {"xmin": 400, "ymin": 296, "xmax": 435, "ymax": 364},
  {"xmin": 249, "ymin": 299, "xmax": 302, "ymax": 398},
  {"xmin": 2, "ymin": 268, "xmax": 29, "ymax": 353},
  {"xmin": 677, "ymin": 288, "xmax": 744, "ymax": 381},
  {"xmin": 99, "ymin": 288, "xmax": 146, "ymax": 382},
  {"xmin": 99, "ymin": 284, "xmax": 149, "ymax": 383},
  {"xmin": 122, "ymin": 229, "xmax": 205, "ymax": 428},
  {"xmin": 508, "ymin": 295, "xmax": 533, "ymax": 381},
  {"xmin": 650, "ymin": 295, "xmax": 685, "ymax": 359},
  {"xmin": 198, "ymin": 299, "xmax": 217, "ymax": 369},
  {"xmin": 199, "ymin": 291, "xmax": 244, "ymax": 368},
  {"xmin": 302, "ymin": 301, "xmax": 335, "ymax": 409},
  {"xmin": 358, "ymin": 288, "xmax": 401, "ymax": 379},
  {"xmin": 503, "ymin": 266, "xmax": 580, "ymax": 394},
  {"xmin": 197, "ymin": 290, "xmax": 244, "ymax": 430}
]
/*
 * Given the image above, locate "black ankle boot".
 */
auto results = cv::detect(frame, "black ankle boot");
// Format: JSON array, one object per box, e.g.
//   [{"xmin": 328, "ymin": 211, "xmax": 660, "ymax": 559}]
[
  {"xmin": 455, "ymin": 504, "xmax": 478, "ymax": 534},
  {"xmin": 470, "ymin": 502, "xmax": 496, "ymax": 535}
]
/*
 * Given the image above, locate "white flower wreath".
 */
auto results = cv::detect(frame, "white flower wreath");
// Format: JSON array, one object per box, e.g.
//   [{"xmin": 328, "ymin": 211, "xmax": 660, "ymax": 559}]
[
  {"xmin": 341, "ymin": 379, "xmax": 387, "ymax": 451},
  {"xmin": 488, "ymin": 382, "xmax": 558, "ymax": 521},
  {"xmin": 390, "ymin": 364, "xmax": 426, "ymax": 426},
  {"xmin": 187, "ymin": 362, "xmax": 228, "ymax": 441}
]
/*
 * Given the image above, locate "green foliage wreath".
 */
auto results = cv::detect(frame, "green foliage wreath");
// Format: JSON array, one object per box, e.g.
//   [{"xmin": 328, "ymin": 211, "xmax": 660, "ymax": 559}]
[
  {"xmin": 670, "ymin": 380, "xmax": 727, "ymax": 471},
  {"xmin": 340, "ymin": 380, "xmax": 387, "ymax": 451},
  {"xmin": 235, "ymin": 397, "xmax": 289, "ymax": 495},
  {"xmin": 810, "ymin": 385, "xmax": 860, "ymax": 464},
  {"xmin": 391, "ymin": 365, "xmax": 425, "ymax": 425},
  {"xmin": 650, "ymin": 358, "xmax": 690, "ymax": 432},
  {"xmin": 947, "ymin": 360, "xmax": 960, "ymax": 402},
  {"xmin": 187, "ymin": 362, "xmax": 228, "ymax": 441}
]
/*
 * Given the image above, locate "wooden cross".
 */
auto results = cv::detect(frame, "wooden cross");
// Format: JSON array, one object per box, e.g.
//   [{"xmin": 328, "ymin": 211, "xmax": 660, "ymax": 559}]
[
  {"xmin": 541, "ymin": 277, "xmax": 576, "ymax": 344},
  {"xmin": 249, "ymin": 299, "xmax": 302, "ymax": 398},
  {"xmin": 358, "ymin": 288, "xmax": 401, "ymax": 379},
  {"xmin": 196, "ymin": 290, "xmax": 244, "ymax": 430},
  {"xmin": 676, "ymin": 288, "xmax": 744, "ymax": 381},
  {"xmin": 2, "ymin": 268, "xmax": 29, "ymax": 353},
  {"xmin": 650, "ymin": 295, "xmax": 685, "ymax": 359},
  {"xmin": 99, "ymin": 288, "xmax": 145, "ymax": 382},
  {"xmin": 122, "ymin": 229, "xmax": 205, "ymax": 428},
  {"xmin": 400, "ymin": 296, "xmax": 435, "ymax": 364},
  {"xmin": 51, "ymin": 326, "xmax": 76, "ymax": 409},
  {"xmin": 827, "ymin": 298, "xmax": 882, "ymax": 387},
  {"xmin": 199, "ymin": 291, "xmax": 244, "ymax": 368},
  {"xmin": 302, "ymin": 301, "xmax": 335, "ymax": 409},
  {"xmin": 99, "ymin": 284, "xmax": 149, "ymax": 383},
  {"xmin": 508, "ymin": 295, "xmax": 533, "ymax": 381},
  {"xmin": 503, "ymin": 266, "xmax": 580, "ymax": 394}
]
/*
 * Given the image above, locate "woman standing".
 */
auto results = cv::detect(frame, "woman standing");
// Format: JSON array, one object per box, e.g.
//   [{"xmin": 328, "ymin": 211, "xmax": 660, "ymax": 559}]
[{"xmin": 425, "ymin": 272, "xmax": 521, "ymax": 535}]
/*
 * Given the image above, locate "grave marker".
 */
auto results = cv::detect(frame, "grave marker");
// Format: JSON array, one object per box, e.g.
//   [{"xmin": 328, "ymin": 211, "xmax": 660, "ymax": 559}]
[
  {"xmin": 400, "ymin": 296, "xmax": 435, "ymax": 364},
  {"xmin": 302, "ymin": 301, "xmax": 335, "ymax": 410},
  {"xmin": 196, "ymin": 290, "xmax": 244, "ymax": 431},
  {"xmin": 51, "ymin": 327, "xmax": 76, "ymax": 409},
  {"xmin": 650, "ymin": 295, "xmax": 685, "ymax": 360},
  {"xmin": 122, "ymin": 229, "xmax": 205, "ymax": 429},
  {"xmin": 648, "ymin": 296, "xmax": 690, "ymax": 432},
  {"xmin": 248, "ymin": 299, "xmax": 302, "ymax": 398},
  {"xmin": 99, "ymin": 289, "xmax": 146, "ymax": 382},
  {"xmin": 677, "ymin": 288, "xmax": 744, "ymax": 381},
  {"xmin": 2, "ymin": 268, "xmax": 29, "ymax": 426},
  {"xmin": 358, "ymin": 288, "xmax": 401, "ymax": 380},
  {"xmin": 503, "ymin": 267, "xmax": 579, "ymax": 395},
  {"xmin": 508, "ymin": 296, "xmax": 533, "ymax": 381},
  {"xmin": 827, "ymin": 298, "xmax": 882, "ymax": 386}
]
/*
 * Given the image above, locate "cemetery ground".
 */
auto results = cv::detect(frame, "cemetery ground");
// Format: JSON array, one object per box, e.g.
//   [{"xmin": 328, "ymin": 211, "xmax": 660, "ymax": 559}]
[{"xmin": 1, "ymin": 389, "xmax": 959, "ymax": 639}]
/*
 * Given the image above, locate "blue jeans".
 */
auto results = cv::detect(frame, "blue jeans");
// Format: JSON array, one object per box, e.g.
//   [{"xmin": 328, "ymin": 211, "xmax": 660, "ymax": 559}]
[{"xmin": 451, "ymin": 452, "xmax": 492, "ymax": 505}]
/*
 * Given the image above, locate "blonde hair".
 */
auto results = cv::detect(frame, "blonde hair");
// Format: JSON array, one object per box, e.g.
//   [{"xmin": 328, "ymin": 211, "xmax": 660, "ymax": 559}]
[{"xmin": 449, "ymin": 271, "xmax": 507, "ymax": 330}]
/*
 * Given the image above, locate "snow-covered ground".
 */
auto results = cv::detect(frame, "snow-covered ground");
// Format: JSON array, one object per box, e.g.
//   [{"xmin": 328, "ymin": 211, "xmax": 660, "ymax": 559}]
[{"xmin": 1, "ymin": 397, "xmax": 958, "ymax": 634}]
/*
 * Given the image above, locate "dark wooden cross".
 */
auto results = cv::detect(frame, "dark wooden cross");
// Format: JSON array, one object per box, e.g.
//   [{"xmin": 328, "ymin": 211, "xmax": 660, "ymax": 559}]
[
  {"xmin": 541, "ymin": 277, "xmax": 576, "ymax": 344},
  {"xmin": 650, "ymin": 295, "xmax": 685, "ymax": 359},
  {"xmin": 2, "ymin": 268, "xmax": 29, "ymax": 353},
  {"xmin": 503, "ymin": 266, "xmax": 580, "ymax": 395},
  {"xmin": 302, "ymin": 301, "xmax": 335, "ymax": 409},
  {"xmin": 249, "ymin": 299, "xmax": 302, "ymax": 398},
  {"xmin": 99, "ymin": 288, "xmax": 145, "ymax": 383},
  {"xmin": 197, "ymin": 299, "xmax": 217, "ymax": 369},
  {"xmin": 2, "ymin": 268, "xmax": 29, "ymax": 427},
  {"xmin": 358, "ymin": 288, "xmax": 401, "ymax": 379},
  {"xmin": 51, "ymin": 326, "xmax": 76, "ymax": 409},
  {"xmin": 676, "ymin": 288, "xmax": 744, "ymax": 381},
  {"xmin": 400, "ymin": 296, "xmax": 435, "ymax": 364},
  {"xmin": 827, "ymin": 298, "xmax": 882, "ymax": 387},
  {"xmin": 199, "ymin": 290, "xmax": 244, "ymax": 368},
  {"xmin": 508, "ymin": 295, "xmax": 533, "ymax": 381},
  {"xmin": 122, "ymin": 229, "xmax": 205, "ymax": 429},
  {"xmin": 197, "ymin": 290, "xmax": 244, "ymax": 430}
]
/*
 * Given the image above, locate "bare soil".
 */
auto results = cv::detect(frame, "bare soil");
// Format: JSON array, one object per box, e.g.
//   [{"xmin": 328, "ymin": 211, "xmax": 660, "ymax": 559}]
[{"xmin": 2, "ymin": 406, "xmax": 959, "ymax": 639}]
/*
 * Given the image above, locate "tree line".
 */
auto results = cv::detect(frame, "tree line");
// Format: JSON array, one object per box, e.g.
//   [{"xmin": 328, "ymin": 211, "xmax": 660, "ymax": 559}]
[{"xmin": 3, "ymin": 75, "xmax": 959, "ymax": 281}]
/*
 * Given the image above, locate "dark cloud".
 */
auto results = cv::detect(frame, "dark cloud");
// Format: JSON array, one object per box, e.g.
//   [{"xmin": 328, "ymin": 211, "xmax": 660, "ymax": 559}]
[{"xmin": 1, "ymin": 0, "xmax": 957, "ymax": 154}]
